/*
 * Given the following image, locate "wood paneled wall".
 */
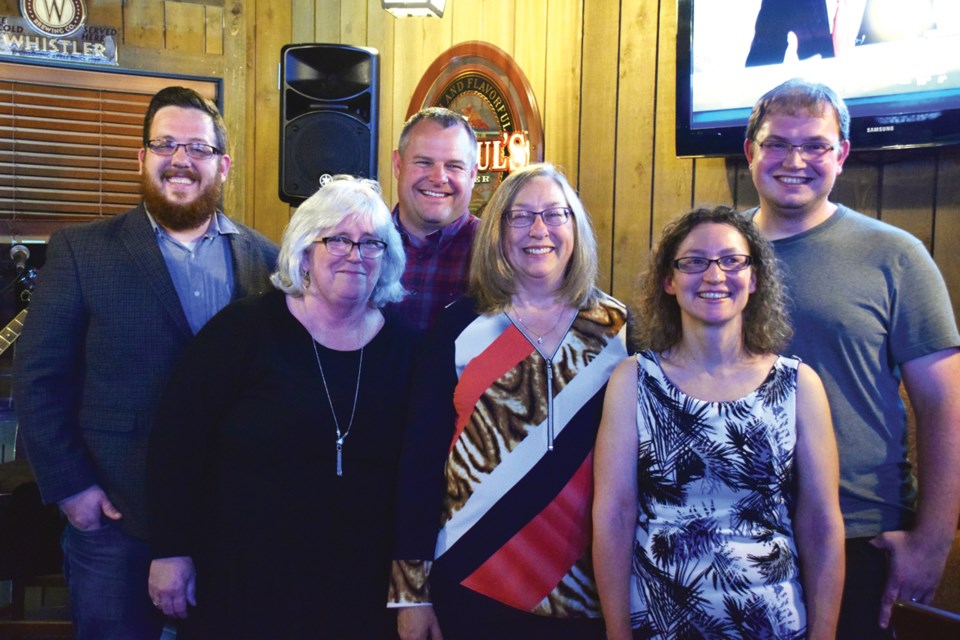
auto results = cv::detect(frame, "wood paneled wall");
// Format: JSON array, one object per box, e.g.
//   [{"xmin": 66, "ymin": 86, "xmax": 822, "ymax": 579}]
[
  {"xmin": 245, "ymin": 0, "xmax": 959, "ymax": 322},
  {"xmin": 2, "ymin": 0, "xmax": 956, "ymax": 320}
]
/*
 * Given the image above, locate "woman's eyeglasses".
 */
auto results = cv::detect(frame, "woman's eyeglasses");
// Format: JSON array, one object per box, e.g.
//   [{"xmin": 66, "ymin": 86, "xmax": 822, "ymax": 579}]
[
  {"xmin": 503, "ymin": 207, "xmax": 572, "ymax": 228},
  {"xmin": 316, "ymin": 236, "xmax": 387, "ymax": 259},
  {"xmin": 673, "ymin": 255, "xmax": 753, "ymax": 273}
]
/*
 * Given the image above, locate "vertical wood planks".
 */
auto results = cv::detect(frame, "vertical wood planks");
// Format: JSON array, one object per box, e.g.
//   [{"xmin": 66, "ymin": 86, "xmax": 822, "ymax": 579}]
[
  {"xmin": 205, "ymin": 5, "xmax": 224, "ymax": 55},
  {"xmin": 341, "ymin": 0, "xmax": 367, "ymax": 46},
  {"xmin": 651, "ymin": 0, "xmax": 693, "ymax": 252},
  {"xmin": 366, "ymin": 0, "xmax": 396, "ymax": 204},
  {"xmin": 934, "ymin": 147, "xmax": 960, "ymax": 322},
  {"xmin": 449, "ymin": 0, "xmax": 475, "ymax": 46},
  {"xmin": 833, "ymin": 157, "xmax": 880, "ymax": 218},
  {"xmin": 124, "ymin": 1, "xmax": 165, "ymax": 49},
  {"xmin": 611, "ymin": 0, "xmax": 657, "ymax": 301},
  {"xmin": 251, "ymin": 0, "xmax": 292, "ymax": 241},
  {"xmin": 165, "ymin": 2, "xmax": 205, "ymax": 54},
  {"xmin": 878, "ymin": 155, "xmax": 935, "ymax": 250},
  {"xmin": 691, "ymin": 157, "xmax": 735, "ymax": 209},
  {"xmin": 578, "ymin": 0, "xmax": 620, "ymax": 292},
  {"xmin": 542, "ymin": 0, "xmax": 582, "ymax": 181},
  {"xmin": 291, "ymin": 0, "xmax": 317, "ymax": 44},
  {"xmin": 512, "ymin": 0, "xmax": 548, "ymax": 126},
  {"xmin": 90, "ymin": 0, "xmax": 124, "ymax": 33},
  {"xmin": 221, "ymin": 0, "xmax": 247, "ymax": 225},
  {"xmin": 480, "ymin": 0, "xmax": 515, "ymax": 55}
]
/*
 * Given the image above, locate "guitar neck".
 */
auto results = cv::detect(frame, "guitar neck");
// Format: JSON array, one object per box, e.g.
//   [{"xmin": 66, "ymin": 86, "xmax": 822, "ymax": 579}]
[{"xmin": 0, "ymin": 309, "xmax": 28, "ymax": 356}]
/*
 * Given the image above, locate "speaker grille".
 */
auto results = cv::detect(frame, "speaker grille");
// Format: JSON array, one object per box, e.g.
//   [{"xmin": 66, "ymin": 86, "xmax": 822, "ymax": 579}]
[{"xmin": 281, "ymin": 112, "xmax": 372, "ymax": 200}]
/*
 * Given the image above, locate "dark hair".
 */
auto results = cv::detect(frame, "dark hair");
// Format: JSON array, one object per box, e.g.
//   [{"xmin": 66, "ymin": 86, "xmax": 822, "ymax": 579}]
[
  {"xmin": 397, "ymin": 107, "xmax": 477, "ymax": 166},
  {"xmin": 635, "ymin": 205, "xmax": 792, "ymax": 354},
  {"xmin": 142, "ymin": 86, "xmax": 228, "ymax": 152},
  {"xmin": 745, "ymin": 77, "xmax": 850, "ymax": 143}
]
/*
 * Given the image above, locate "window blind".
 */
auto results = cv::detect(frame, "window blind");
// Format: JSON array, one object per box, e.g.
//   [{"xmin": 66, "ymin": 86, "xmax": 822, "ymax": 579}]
[
  {"xmin": 0, "ymin": 62, "xmax": 218, "ymax": 236},
  {"xmin": 0, "ymin": 81, "xmax": 146, "ymax": 222}
]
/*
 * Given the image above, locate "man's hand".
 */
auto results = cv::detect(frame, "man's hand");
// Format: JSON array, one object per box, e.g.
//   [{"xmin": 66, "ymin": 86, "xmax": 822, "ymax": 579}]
[
  {"xmin": 149, "ymin": 556, "xmax": 197, "ymax": 619},
  {"xmin": 58, "ymin": 484, "xmax": 122, "ymax": 530},
  {"xmin": 398, "ymin": 605, "xmax": 443, "ymax": 640},
  {"xmin": 871, "ymin": 529, "xmax": 951, "ymax": 628}
]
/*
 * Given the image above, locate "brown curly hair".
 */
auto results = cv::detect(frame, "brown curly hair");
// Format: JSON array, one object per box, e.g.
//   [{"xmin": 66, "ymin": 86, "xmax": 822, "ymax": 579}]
[{"xmin": 634, "ymin": 205, "xmax": 792, "ymax": 354}]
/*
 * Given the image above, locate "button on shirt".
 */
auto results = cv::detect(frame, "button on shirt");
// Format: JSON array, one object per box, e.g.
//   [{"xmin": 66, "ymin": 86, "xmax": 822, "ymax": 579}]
[
  {"xmin": 149, "ymin": 210, "xmax": 236, "ymax": 335},
  {"xmin": 390, "ymin": 206, "xmax": 479, "ymax": 331}
]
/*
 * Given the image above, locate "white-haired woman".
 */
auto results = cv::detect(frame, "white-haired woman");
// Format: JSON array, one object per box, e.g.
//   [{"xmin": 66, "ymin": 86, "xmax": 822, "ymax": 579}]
[{"xmin": 147, "ymin": 176, "xmax": 414, "ymax": 638}]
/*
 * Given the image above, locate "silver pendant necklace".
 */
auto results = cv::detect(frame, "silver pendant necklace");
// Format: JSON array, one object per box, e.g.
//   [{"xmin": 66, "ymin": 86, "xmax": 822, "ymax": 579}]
[
  {"xmin": 511, "ymin": 305, "xmax": 566, "ymax": 346},
  {"xmin": 312, "ymin": 339, "xmax": 363, "ymax": 477}
]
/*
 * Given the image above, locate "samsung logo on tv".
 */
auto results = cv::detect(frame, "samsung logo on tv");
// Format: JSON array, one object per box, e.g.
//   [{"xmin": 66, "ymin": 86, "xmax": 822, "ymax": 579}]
[{"xmin": 866, "ymin": 126, "xmax": 895, "ymax": 133}]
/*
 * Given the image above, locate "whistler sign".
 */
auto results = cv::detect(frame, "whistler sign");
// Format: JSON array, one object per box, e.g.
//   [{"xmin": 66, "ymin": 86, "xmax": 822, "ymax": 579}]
[{"xmin": 1, "ymin": 1, "xmax": 118, "ymax": 65}]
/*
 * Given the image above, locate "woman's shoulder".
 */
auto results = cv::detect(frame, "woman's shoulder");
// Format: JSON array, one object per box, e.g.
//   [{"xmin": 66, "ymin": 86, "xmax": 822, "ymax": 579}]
[
  {"xmin": 766, "ymin": 355, "xmax": 807, "ymax": 398},
  {"xmin": 198, "ymin": 288, "xmax": 285, "ymax": 335},
  {"xmin": 792, "ymin": 359, "xmax": 826, "ymax": 390},
  {"xmin": 577, "ymin": 289, "xmax": 629, "ymax": 337},
  {"xmin": 774, "ymin": 354, "xmax": 802, "ymax": 371},
  {"xmin": 587, "ymin": 289, "xmax": 627, "ymax": 314},
  {"xmin": 634, "ymin": 349, "xmax": 661, "ymax": 373},
  {"xmin": 612, "ymin": 350, "xmax": 652, "ymax": 377}
]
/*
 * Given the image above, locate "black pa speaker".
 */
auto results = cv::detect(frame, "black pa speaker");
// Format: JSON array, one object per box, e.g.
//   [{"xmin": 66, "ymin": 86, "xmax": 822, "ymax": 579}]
[{"xmin": 279, "ymin": 44, "xmax": 379, "ymax": 205}]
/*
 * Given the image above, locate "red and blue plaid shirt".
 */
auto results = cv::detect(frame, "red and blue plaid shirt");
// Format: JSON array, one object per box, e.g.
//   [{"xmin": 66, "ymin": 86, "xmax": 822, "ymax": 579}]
[{"xmin": 389, "ymin": 206, "xmax": 479, "ymax": 331}]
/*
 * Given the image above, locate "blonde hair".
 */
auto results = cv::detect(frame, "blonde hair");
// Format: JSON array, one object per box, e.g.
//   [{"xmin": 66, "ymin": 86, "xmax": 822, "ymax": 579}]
[{"xmin": 469, "ymin": 163, "xmax": 600, "ymax": 313}]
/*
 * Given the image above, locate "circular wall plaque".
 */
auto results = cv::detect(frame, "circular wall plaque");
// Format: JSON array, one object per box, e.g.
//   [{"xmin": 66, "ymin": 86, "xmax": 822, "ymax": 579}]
[{"xmin": 408, "ymin": 41, "xmax": 544, "ymax": 214}]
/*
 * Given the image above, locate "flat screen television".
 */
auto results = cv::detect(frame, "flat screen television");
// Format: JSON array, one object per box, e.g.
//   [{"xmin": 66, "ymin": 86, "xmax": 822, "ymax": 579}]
[{"xmin": 676, "ymin": 0, "xmax": 960, "ymax": 157}]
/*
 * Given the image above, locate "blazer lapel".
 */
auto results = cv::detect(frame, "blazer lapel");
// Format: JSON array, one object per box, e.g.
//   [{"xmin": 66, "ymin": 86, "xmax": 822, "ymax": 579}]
[
  {"xmin": 228, "ymin": 227, "xmax": 260, "ymax": 300},
  {"xmin": 120, "ymin": 206, "xmax": 193, "ymax": 338}
]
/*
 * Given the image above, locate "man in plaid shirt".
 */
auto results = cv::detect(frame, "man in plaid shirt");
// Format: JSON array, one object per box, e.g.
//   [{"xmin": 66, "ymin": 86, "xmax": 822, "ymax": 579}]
[{"xmin": 389, "ymin": 108, "xmax": 480, "ymax": 331}]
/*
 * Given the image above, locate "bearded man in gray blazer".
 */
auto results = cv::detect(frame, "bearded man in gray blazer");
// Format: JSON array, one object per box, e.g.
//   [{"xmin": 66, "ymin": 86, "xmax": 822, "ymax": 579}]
[{"xmin": 13, "ymin": 86, "xmax": 278, "ymax": 640}]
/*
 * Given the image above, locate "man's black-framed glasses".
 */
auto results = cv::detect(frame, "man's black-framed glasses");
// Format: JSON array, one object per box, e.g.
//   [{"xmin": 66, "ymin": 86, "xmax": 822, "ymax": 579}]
[
  {"xmin": 503, "ymin": 207, "xmax": 572, "ymax": 228},
  {"xmin": 316, "ymin": 236, "xmax": 387, "ymax": 259},
  {"xmin": 146, "ymin": 139, "xmax": 222, "ymax": 160},
  {"xmin": 673, "ymin": 255, "xmax": 753, "ymax": 274},
  {"xmin": 756, "ymin": 139, "xmax": 839, "ymax": 161}
]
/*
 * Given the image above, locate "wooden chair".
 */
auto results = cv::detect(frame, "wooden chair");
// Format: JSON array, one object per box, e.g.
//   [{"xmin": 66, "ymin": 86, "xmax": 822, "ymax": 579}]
[{"xmin": 890, "ymin": 600, "xmax": 960, "ymax": 640}]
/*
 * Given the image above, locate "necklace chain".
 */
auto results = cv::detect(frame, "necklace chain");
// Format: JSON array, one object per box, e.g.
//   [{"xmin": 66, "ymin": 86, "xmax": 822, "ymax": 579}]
[
  {"xmin": 511, "ymin": 305, "xmax": 567, "ymax": 345},
  {"xmin": 313, "ymin": 339, "xmax": 363, "ymax": 477}
]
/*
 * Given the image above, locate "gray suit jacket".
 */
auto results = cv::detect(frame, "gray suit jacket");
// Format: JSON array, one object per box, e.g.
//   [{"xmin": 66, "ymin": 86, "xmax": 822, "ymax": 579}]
[{"xmin": 13, "ymin": 205, "xmax": 278, "ymax": 540}]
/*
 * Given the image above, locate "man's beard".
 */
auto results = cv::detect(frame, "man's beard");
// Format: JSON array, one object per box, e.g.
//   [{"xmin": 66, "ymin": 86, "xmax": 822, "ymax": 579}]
[{"xmin": 141, "ymin": 170, "xmax": 223, "ymax": 232}]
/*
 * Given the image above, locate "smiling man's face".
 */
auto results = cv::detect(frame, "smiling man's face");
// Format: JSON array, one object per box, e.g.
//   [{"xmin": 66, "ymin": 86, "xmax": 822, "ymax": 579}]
[
  {"xmin": 138, "ymin": 105, "xmax": 230, "ymax": 232},
  {"xmin": 392, "ymin": 119, "xmax": 478, "ymax": 240},
  {"xmin": 745, "ymin": 108, "xmax": 848, "ymax": 222}
]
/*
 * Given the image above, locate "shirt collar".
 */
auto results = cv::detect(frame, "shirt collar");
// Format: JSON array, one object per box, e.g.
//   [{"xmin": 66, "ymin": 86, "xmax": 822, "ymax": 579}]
[
  {"xmin": 145, "ymin": 209, "xmax": 239, "ymax": 240},
  {"xmin": 392, "ymin": 205, "xmax": 472, "ymax": 248}
]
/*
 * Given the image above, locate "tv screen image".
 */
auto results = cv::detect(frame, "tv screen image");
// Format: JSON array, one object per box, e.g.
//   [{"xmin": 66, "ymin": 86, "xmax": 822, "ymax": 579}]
[{"xmin": 676, "ymin": 0, "xmax": 960, "ymax": 157}]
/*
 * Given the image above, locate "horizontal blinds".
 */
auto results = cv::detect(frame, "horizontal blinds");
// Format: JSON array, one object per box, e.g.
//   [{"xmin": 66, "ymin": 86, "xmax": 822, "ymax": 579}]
[
  {"xmin": 0, "ymin": 81, "xmax": 149, "ymax": 221},
  {"xmin": 0, "ymin": 63, "xmax": 218, "ymax": 237}
]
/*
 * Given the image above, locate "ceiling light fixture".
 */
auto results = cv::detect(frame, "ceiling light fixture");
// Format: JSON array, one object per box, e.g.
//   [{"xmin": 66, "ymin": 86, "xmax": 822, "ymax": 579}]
[{"xmin": 381, "ymin": 0, "xmax": 446, "ymax": 19}]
